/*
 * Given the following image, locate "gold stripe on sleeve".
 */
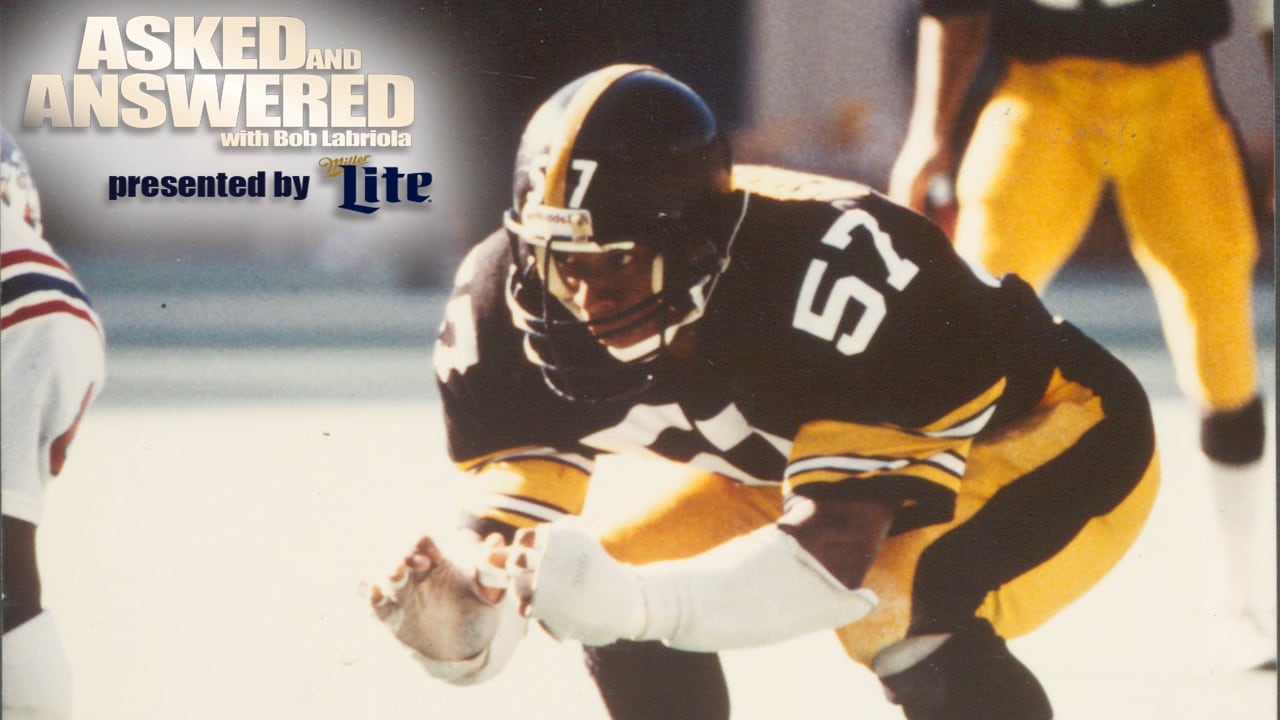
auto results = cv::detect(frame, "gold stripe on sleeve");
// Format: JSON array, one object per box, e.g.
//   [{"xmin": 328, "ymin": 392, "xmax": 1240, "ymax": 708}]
[
  {"xmin": 917, "ymin": 378, "xmax": 1007, "ymax": 436},
  {"xmin": 786, "ymin": 419, "xmax": 971, "ymax": 496},
  {"xmin": 461, "ymin": 456, "xmax": 592, "ymax": 522}
]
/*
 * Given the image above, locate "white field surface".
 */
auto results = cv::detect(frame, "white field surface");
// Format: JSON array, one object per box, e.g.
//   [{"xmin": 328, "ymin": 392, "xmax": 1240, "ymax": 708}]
[
  {"xmin": 36, "ymin": 394, "xmax": 1275, "ymax": 720},
  {"xmin": 31, "ymin": 265, "xmax": 1278, "ymax": 719}
]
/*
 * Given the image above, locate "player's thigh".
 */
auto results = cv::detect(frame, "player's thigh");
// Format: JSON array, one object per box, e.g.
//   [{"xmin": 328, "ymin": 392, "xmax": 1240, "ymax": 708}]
[
  {"xmin": 954, "ymin": 64, "xmax": 1105, "ymax": 288},
  {"xmin": 960, "ymin": 336, "xmax": 1158, "ymax": 638},
  {"xmin": 1113, "ymin": 60, "xmax": 1260, "ymax": 409},
  {"xmin": 837, "ymin": 335, "xmax": 1157, "ymax": 663},
  {"xmin": 974, "ymin": 451, "xmax": 1159, "ymax": 638},
  {"xmin": 838, "ymin": 438, "xmax": 1157, "ymax": 667},
  {"xmin": 962, "ymin": 340, "xmax": 1158, "ymax": 638},
  {"xmin": 590, "ymin": 457, "xmax": 783, "ymax": 565},
  {"xmin": 1115, "ymin": 53, "xmax": 1256, "ymax": 275}
]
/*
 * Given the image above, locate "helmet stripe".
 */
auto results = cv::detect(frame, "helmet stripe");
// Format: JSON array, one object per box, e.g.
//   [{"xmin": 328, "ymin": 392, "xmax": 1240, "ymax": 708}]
[{"xmin": 543, "ymin": 64, "xmax": 657, "ymax": 208}]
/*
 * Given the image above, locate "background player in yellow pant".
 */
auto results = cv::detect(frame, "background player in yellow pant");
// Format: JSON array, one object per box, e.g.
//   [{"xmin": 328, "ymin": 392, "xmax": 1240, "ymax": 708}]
[{"xmin": 890, "ymin": 0, "xmax": 1274, "ymax": 670}]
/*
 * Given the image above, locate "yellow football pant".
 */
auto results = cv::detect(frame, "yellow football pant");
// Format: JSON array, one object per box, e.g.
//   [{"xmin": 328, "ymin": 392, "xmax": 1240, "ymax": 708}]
[
  {"xmin": 596, "ymin": 372, "xmax": 1159, "ymax": 667},
  {"xmin": 954, "ymin": 51, "xmax": 1260, "ymax": 413}
]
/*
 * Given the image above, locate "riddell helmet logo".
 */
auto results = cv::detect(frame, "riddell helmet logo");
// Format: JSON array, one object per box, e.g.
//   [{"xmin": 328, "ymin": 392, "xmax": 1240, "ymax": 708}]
[{"xmin": 522, "ymin": 205, "xmax": 594, "ymax": 243}]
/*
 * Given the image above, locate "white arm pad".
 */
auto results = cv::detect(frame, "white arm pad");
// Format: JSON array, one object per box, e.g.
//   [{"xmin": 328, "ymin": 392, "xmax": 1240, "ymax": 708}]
[
  {"xmin": 635, "ymin": 526, "xmax": 877, "ymax": 652},
  {"xmin": 409, "ymin": 590, "xmax": 527, "ymax": 686}
]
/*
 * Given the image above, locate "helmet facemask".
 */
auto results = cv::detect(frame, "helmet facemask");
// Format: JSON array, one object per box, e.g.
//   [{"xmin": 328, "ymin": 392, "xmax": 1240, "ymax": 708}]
[
  {"xmin": 502, "ymin": 64, "xmax": 737, "ymax": 403},
  {"xmin": 505, "ymin": 204, "xmax": 726, "ymax": 403}
]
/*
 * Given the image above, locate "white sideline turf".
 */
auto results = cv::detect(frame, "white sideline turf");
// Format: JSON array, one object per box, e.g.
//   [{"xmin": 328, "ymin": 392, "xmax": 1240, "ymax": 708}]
[{"xmin": 36, "ymin": 393, "xmax": 1275, "ymax": 720}]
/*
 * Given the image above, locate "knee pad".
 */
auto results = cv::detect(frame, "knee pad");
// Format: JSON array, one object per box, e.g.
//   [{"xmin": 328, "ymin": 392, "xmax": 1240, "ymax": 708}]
[
  {"xmin": 873, "ymin": 620, "xmax": 1052, "ymax": 720},
  {"xmin": 583, "ymin": 640, "xmax": 729, "ymax": 720},
  {"xmin": 1201, "ymin": 396, "xmax": 1265, "ymax": 465}
]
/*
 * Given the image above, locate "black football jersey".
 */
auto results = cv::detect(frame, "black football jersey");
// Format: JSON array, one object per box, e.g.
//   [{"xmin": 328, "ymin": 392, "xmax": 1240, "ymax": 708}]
[
  {"xmin": 434, "ymin": 166, "xmax": 1066, "ymax": 534},
  {"xmin": 920, "ymin": 0, "xmax": 1230, "ymax": 63}
]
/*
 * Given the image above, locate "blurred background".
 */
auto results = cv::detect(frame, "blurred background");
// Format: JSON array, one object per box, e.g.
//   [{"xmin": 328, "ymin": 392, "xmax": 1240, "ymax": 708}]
[
  {"xmin": 3, "ymin": 0, "xmax": 1272, "ymax": 288},
  {"xmin": 2, "ymin": 0, "xmax": 1271, "ymax": 406}
]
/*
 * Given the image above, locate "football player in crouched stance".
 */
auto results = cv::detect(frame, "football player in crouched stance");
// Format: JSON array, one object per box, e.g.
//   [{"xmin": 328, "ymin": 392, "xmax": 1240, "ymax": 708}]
[{"xmin": 369, "ymin": 65, "xmax": 1160, "ymax": 719}]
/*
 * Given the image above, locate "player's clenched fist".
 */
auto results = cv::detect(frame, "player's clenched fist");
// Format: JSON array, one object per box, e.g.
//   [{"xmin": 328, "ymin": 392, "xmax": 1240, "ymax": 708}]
[{"xmin": 369, "ymin": 533, "xmax": 527, "ymax": 685}]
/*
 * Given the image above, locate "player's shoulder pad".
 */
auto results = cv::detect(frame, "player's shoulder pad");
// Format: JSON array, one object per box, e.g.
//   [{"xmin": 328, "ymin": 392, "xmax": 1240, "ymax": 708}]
[
  {"xmin": 449, "ymin": 229, "xmax": 510, "ymax": 291},
  {"xmin": 732, "ymin": 164, "xmax": 873, "ymax": 204}
]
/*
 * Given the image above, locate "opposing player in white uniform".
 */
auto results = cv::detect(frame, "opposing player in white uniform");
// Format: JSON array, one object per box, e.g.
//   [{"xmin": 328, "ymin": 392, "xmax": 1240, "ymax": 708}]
[{"xmin": 2, "ymin": 127, "xmax": 105, "ymax": 720}]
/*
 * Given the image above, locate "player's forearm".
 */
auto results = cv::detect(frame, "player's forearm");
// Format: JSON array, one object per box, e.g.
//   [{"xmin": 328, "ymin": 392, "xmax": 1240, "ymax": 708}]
[
  {"xmin": 635, "ymin": 493, "xmax": 891, "ymax": 650},
  {"xmin": 634, "ymin": 524, "xmax": 878, "ymax": 652},
  {"xmin": 905, "ymin": 12, "xmax": 989, "ymax": 143},
  {"xmin": 514, "ymin": 516, "xmax": 880, "ymax": 652}
]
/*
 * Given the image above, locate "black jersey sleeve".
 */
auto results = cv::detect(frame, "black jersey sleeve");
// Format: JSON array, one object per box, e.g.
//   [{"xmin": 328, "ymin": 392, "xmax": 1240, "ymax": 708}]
[
  {"xmin": 434, "ymin": 232, "xmax": 588, "ymax": 462},
  {"xmin": 433, "ymin": 231, "xmax": 596, "ymax": 529}
]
